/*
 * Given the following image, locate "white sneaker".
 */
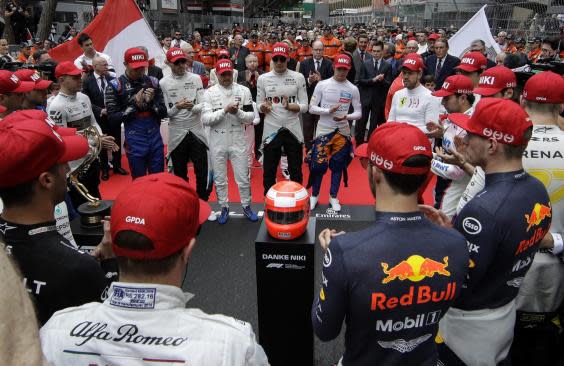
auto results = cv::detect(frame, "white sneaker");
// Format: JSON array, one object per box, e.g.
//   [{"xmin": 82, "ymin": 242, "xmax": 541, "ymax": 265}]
[
  {"xmin": 329, "ymin": 197, "xmax": 341, "ymax": 212},
  {"xmin": 207, "ymin": 211, "xmax": 217, "ymax": 221},
  {"xmin": 310, "ymin": 195, "xmax": 318, "ymax": 210}
]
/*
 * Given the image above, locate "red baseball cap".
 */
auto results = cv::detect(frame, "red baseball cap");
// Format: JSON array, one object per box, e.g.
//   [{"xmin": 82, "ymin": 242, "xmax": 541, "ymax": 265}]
[
  {"xmin": 401, "ymin": 53, "xmax": 424, "ymax": 72},
  {"xmin": 522, "ymin": 71, "xmax": 564, "ymax": 104},
  {"xmin": 55, "ymin": 61, "xmax": 82, "ymax": 78},
  {"xmin": 366, "ymin": 122, "xmax": 432, "ymax": 175},
  {"xmin": 432, "ymin": 75, "xmax": 474, "ymax": 97},
  {"xmin": 166, "ymin": 47, "xmax": 187, "ymax": 63},
  {"xmin": 473, "ymin": 66, "xmax": 516, "ymax": 96},
  {"xmin": 0, "ymin": 118, "xmax": 89, "ymax": 188},
  {"xmin": 215, "ymin": 59, "xmax": 233, "ymax": 75},
  {"xmin": 3, "ymin": 109, "xmax": 78, "ymax": 136},
  {"xmin": 124, "ymin": 47, "xmax": 149, "ymax": 68},
  {"xmin": 333, "ymin": 54, "xmax": 352, "ymax": 70},
  {"xmin": 218, "ymin": 49, "xmax": 230, "ymax": 58},
  {"xmin": 272, "ymin": 42, "xmax": 289, "ymax": 58},
  {"xmin": 0, "ymin": 70, "xmax": 35, "ymax": 94},
  {"xmin": 428, "ymin": 33, "xmax": 441, "ymax": 41},
  {"xmin": 449, "ymin": 98, "xmax": 532, "ymax": 146},
  {"xmin": 14, "ymin": 69, "xmax": 53, "ymax": 90},
  {"xmin": 110, "ymin": 173, "xmax": 211, "ymax": 260},
  {"xmin": 354, "ymin": 143, "xmax": 368, "ymax": 158},
  {"xmin": 456, "ymin": 52, "xmax": 487, "ymax": 72}
]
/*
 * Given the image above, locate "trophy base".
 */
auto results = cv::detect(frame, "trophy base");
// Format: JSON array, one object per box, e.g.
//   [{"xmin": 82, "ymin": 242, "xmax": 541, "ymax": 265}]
[{"xmin": 78, "ymin": 200, "xmax": 113, "ymax": 228}]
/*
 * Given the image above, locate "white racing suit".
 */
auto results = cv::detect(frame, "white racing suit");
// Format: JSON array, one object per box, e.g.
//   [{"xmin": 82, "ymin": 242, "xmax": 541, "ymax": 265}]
[
  {"xmin": 201, "ymin": 82, "xmax": 255, "ymax": 208},
  {"xmin": 40, "ymin": 282, "xmax": 269, "ymax": 366}
]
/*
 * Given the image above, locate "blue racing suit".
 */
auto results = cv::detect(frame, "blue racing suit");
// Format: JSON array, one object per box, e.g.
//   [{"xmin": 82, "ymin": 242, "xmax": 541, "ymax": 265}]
[{"xmin": 105, "ymin": 74, "xmax": 168, "ymax": 178}]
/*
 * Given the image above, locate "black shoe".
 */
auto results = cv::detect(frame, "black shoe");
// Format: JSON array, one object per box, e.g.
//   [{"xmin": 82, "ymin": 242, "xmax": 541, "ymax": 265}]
[
  {"xmin": 101, "ymin": 169, "xmax": 109, "ymax": 181},
  {"xmin": 114, "ymin": 167, "xmax": 129, "ymax": 175}
]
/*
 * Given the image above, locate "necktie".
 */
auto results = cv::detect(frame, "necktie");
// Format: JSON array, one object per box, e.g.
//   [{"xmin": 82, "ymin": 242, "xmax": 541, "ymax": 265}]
[
  {"xmin": 99, "ymin": 76, "xmax": 106, "ymax": 93},
  {"xmin": 375, "ymin": 60, "xmax": 379, "ymax": 73},
  {"xmin": 360, "ymin": 50, "xmax": 365, "ymax": 61},
  {"xmin": 315, "ymin": 60, "xmax": 320, "ymax": 72},
  {"xmin": 435, "ymin": 58, "xmax": 443, "ymax": 78}
]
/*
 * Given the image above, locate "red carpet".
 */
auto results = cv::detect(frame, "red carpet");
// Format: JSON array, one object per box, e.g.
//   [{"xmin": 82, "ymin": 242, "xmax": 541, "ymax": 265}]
[{"xmin": 100, "ymin": 156, "xmax": 436, "ymax": 205}]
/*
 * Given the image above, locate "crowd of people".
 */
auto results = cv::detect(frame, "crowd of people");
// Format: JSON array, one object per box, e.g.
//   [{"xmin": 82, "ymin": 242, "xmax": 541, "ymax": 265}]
[{"xmin": 0, "ymin": 16, "xmax": 563, "ymax": 366}]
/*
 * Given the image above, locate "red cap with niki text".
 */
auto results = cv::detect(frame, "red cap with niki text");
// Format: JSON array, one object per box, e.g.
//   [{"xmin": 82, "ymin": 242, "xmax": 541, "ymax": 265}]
[
  {"xmin": 215, "ymin": 59, "xmax": 233, "ymax": 75},
  {"xmin": 333, "ymin": 54, "xmax": 352, "ymax": 69},
  {"xmin": 456, "ymin": 51, "xmax": 487, "ymax": 72},
  {"xmin": 166, "ymin": 47, "xmax": 187, "ymax": 63},
  {"xmin": 522, "ymin": 71, "xmax": 564, "ymax": 104},
  {"xmin": 218, "ymin": 49, "xmax": 231, "ymax": 58},
  {"xmin": 432, "ymin": 75, "xmax": 474, "ymax": 97},
  {"xmin": 0, "ymin": 116, "xmax": 89, "ymax": 188},
  {"xmin": 473, "ymin": 66, "xmax": 516, "ymax": 96},
  {"xmin": 2, "ymin": 109, "xmax": 78, "ymax": 136},
  {"xmin": 428, "ymin": 33, "xmax": 441, "ymax": 41},
  {"xmin": 0, "ymin": 70, "xmax": 35, "ymax": 94},
  {"xmin": 364, "ymin": 122, "xmax": 432, "ymax": 175},
  {"xmin": 449, "ymin": 98, "xmax": 532, "ymax": 146},
  {"xmin": 401, "ymin": 53, "xmax": 424, "ymax": 72},
  {"xmin": 55, "ymin": 61, "xmax": 83, "ymax": 78},
  {"xmin": 124, "ymin": 47, "xmax": 149, "ymax": 68},
  {"xmin": 110, "ymin": 173, "xmax": 211, "ymax": 260},
  {"xmin": 14, "ymin": 69, "xmax": 53, "ymax": 90},
  {"xmin": 272, "ymin": 42, "xmax": 290, "ymax": 58}
]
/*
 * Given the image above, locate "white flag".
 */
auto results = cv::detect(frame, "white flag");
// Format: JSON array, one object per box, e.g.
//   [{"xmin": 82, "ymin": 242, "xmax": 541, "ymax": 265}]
[{"xmin": 448, "ymin": 5, "xmax": 501, "ymax": 60}]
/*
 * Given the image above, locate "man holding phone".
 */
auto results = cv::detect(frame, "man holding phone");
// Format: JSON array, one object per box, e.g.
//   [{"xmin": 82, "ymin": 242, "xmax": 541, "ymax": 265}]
[{"xmin": 105, "ymin": 47, "xmax": 168, "ymax": 179}]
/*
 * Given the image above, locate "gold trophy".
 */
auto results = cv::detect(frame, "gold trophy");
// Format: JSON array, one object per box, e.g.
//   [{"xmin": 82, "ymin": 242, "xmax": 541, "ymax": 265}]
[{"xmin": 68, "ymin": 126, "xmax": 113, "ymax": 228}]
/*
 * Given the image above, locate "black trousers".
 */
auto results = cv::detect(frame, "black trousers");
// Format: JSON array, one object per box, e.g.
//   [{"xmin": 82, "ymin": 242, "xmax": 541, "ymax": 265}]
[
  {"xmin": 356, "ymin": 101, "xmax": 385, "ymax": 145},
  {"xmin": 99, "ymin": 118, "xmax": 123, "ymax": 170},
  {"xmin": 302, "ymin": 112, "xmax": 319, "ymax": 152},
  {"xmin": 263, "ymin": 129, "xmax": 303, "ymax": 195},
  {"xmin": 170, "ymin": 131, "xmax": 211, "ymax": 201},
  {"xmin": 69, "ymin": 159, "xmax": 101, "ymax": 209}
]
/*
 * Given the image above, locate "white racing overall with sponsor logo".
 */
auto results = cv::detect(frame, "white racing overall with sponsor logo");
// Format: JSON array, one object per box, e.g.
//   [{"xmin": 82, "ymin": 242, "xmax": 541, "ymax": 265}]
[{"xmin": 40, "ymin": 282, "xmax": 269, "ymax": 366}]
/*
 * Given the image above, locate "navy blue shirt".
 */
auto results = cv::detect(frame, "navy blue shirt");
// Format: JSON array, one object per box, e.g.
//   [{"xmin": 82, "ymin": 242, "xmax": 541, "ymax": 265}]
[
  {"xmin": 312, "ymin": 211, "xmax": 468, "ymax": 366},
  {"xmin": 453, "ymin": 170, "xmax": 552, "ymax": 310}
]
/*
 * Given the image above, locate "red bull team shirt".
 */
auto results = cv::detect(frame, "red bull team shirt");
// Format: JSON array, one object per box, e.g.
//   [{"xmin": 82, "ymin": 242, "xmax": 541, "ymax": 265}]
[{"xmin": 312, "ymin": 211, "xmax": 468, "ymax": 365}]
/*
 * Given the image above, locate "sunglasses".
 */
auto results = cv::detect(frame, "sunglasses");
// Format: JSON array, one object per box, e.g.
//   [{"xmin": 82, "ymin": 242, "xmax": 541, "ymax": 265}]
[
  {"xmin": 174, "ymin": 59, "xmax": 187, "ymax": 65},
  {"xmin": 272, "ymin": 56, "xmax": 287, "ymax": 63}
]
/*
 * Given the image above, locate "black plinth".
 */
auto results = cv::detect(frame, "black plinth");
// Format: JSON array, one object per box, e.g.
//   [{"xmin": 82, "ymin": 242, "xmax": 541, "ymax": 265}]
[
  {"xmin": 70, "ymin": 217, "xmax": 104, "ymax": 253},
  {"xmin": 255, "ymin": 218, "xmax": 316, "ymax": 366}
]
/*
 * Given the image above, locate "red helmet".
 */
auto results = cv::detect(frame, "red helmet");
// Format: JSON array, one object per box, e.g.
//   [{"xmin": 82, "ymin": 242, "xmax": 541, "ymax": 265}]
[{"xmin": 265, "ymin": 181, "xmax": 310, "ymax": 240}]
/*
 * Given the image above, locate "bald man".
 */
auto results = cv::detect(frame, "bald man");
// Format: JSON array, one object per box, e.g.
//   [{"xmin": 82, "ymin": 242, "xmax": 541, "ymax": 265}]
[{"xmin": 180, "ymin": 43, "xmax": 206, "ymax": 76}]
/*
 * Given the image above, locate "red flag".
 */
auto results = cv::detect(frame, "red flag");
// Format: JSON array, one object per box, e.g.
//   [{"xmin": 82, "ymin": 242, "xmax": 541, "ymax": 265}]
[{"xmin": 49, "ymin": 0, "xmax": 163, "ymax": 76}]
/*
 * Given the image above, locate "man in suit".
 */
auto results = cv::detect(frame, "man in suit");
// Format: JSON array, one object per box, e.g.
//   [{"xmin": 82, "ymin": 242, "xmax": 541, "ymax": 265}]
[
  {"xmin": 298, "ymin": 40, "xmax": 333, "ymax": 152},
  {"xmin": 424, "ymin": 39, "xmax": 459, "ymax": 89},
  {"xmin": 82, "ymin": 56, "xmax": 128, "ymax": 180},
  {"xmin": 180, "ymin": 43, "xmax": 206, "ymax": 76},
  {"xmin": 352, "ymin": 34, "xmax": 372, "ymax": 84},
  {"xmin": 470, "ymin": 39, "xmax": 496, "ymax": 69},
  {"xmin": 229, "ymin": 34, "xmax": 250, "ymax": 83},
  {"xmin": 357, "ymin": 41, "xmax": 392, "ymax": 144}
]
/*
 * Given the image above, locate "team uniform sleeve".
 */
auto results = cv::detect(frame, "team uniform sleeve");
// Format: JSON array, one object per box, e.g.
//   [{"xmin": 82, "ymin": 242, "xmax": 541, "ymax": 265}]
[
  {"xmin": 105, "ymin": 80, "xmax": 137, "ymax": 125},
  {"xmin": 387, "ymin": 92, "xmax": 398, "ymax": 122},
  {"xmin": 256, "ymin": 75, "xmax": 266, "ymax": 107},
  {"xmin": 296, "ymin": 73, "xmax": 308, "ymax": 113},
  {"xmin": 454, "ymin": 202, "xmax": 500, "ymax": 295},
  {"xmin": 431, "ymin": 158, "xmax": 467, "ymax": 181},
  {"xmin": 47, "ymin": 101, "xmax": 67, "ymax": 127},
  {"xmin": 312, "ymin": 239, "xmax": 348, "ymax": 342},
  {"xmin": 244, "ymin": 326, "xmax": 269, "ymax": 366},
  {"xmin": 424, "ymin": 95, "xmax": 441, "ymax": 125},
  {"xmin": 160, "ymin": 80, "xmax": 180, "ymax": 118},
  {"xmin": 191, "ymin": 82, "xmax": 206, "ymax": 114},
  {"xmin": 308, "ymin": 82, "xmax": 330, "ymax": 115},
  {"xmin": 200, "ymin": 89, "xmax": 226, "ymax": 126},
  {"xmin": 346, "ymin": 85, "xmax": 362, "ymax": 120},
  {"xmin": 152, "ymin": 81, "xmax": 168, "ymax": 119}
]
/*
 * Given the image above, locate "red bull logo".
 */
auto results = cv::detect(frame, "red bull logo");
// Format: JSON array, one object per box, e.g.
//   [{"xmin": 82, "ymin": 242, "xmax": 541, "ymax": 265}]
[
  {"xmin": 371, "ymin": 283, "xmax": 457, "ymax": 311},
  {"xmin": 524, "ymin": 203, "xmax": 551, "ymax": 232},
  {"xmin": 381, "ymin": 255, "xmax": 450, "ymax": 284}
]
